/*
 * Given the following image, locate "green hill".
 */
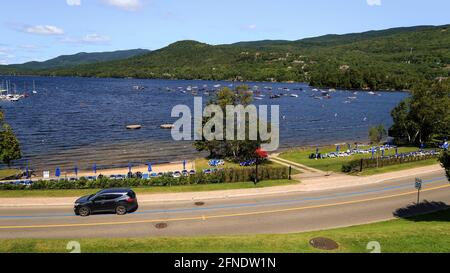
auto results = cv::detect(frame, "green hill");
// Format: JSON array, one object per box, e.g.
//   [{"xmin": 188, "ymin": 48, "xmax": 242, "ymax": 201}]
[
  {"xmin": 1, "ymin": 25, "xmax": 449, "ymax": 90},
  {"xmin": 1, "ymin": 49, "xmax": 150, "ymax": 71}
]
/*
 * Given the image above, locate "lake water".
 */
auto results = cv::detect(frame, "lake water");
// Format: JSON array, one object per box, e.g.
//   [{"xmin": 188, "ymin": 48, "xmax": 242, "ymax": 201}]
[{"xmin": 0, "ymin": 76, "xmax": 408, "ymax": 171}]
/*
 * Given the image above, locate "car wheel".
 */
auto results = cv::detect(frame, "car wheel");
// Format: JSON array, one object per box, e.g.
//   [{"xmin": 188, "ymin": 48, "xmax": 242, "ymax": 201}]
[
  {"xmin": 79, "ymin": 206, "xmax": 91, "ymax": 217},
  {"xmin": 116, "ymin": 205, "xmax": 127, "ymax": 215}
]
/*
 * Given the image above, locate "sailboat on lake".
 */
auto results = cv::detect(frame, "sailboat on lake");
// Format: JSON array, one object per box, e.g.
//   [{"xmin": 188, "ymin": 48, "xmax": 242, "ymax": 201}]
[{"xmin": 32, "ymin": 80, "xmax": 37, "ymax": 94}]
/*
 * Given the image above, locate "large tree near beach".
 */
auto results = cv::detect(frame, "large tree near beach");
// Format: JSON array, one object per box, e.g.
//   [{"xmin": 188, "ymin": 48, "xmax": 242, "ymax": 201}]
[
  {"xmin": 194, "ymin": 86, "xmax": 264, "ymax": 162},
  {"xmin": 441, "ymin": 151, "xmax": 450, "ymax": 182},
  {"xmin": 0, "ymin": 110, "xmax": 22, "ymax": 167},
  {"xmin": 389, "ymin": 79, "xmax": 450, "ymax": 145}
]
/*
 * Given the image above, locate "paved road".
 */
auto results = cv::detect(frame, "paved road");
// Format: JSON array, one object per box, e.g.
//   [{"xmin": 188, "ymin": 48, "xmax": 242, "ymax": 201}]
[{"xmin": 0, "ymin": 170, "xmax": 449, "ymax": 239}]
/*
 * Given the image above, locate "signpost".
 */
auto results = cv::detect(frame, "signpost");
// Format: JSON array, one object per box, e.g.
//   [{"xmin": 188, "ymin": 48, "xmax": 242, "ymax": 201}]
[{"xmin": 415, "ymin": 178, "xmax": 423, "ymax": 204}]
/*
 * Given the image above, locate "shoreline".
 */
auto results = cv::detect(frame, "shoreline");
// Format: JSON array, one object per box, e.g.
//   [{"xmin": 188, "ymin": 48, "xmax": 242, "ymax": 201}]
[
  {"xmin": 5, "ymin": 139, "xmax": 382, "ymax": 180},
  {"xmin": 0, "ymin": 74, "xmax": 410, "ymax": 93}
]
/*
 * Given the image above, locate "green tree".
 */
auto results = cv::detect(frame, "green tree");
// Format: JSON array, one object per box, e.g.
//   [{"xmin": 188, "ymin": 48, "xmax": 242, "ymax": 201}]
[
  {"xmin": 194, "ymin": 85, "xmax": 263, "ymax": 162},
  {"xmin": 369, "ymin": 124, "xmax": 387, "ymax": 144},
  {"xmin": 441, "ymin": 150, "xmax": 450, "ymax": 182},
  {"xmin": 0, "ymin": 111, "xmax": 22, "ymax": 167},
  {"xmin": 390, "ymin": 80, "xmax": 450, "ymax": 145}
]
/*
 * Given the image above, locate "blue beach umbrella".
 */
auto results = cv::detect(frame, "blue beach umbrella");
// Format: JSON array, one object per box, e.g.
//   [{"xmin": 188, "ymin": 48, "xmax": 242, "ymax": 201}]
[
  {"xmin": 147, "ymin": 163, "xmax": 152, "ymax": 173},
  {"xmin": 183, "ymin": 160, "xmax": 187, "ymax": 170},
  {"xmin": 93, "ymin": 164, "xmax": 97, "ymax": 174},
  {"xmin": 74, "ymin": 166, "xmax": 78, "ymax": 177},
  {"xmin": 55, "ymin": 168, "xmax": 61, "ymax": 178}
]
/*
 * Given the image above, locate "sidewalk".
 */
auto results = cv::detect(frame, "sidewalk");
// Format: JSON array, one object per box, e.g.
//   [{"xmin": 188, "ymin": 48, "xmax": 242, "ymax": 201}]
[{"xmin": 0, "ymin": 164, "xmax": 444, "ymax": 208}]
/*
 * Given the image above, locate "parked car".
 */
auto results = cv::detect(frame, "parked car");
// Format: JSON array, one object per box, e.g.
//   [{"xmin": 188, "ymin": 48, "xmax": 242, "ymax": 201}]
[{"xmin": 74, "ymin": 188, "xmax": 138, "ymax": 217}]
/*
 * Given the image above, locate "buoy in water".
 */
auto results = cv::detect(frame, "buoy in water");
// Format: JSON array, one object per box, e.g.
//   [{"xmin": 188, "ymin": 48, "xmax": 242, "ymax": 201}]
[{"xmin": 126, "ymin": 125, "xmax": 142, "ymax": 130}]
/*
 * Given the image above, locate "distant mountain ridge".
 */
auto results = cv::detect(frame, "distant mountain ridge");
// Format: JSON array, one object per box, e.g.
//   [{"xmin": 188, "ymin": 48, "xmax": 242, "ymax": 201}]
[
  {"xmin": 1, "ymin": 24, "xmax": 449, "ymax": 91},
  {"xmin": 6, "ymin": 49, "xmax": 150, "ymax": 70}
]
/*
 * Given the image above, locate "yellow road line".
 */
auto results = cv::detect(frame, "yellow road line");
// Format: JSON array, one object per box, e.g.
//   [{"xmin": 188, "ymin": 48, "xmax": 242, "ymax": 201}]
[{"xmin": 1, "ymin": 184, "xmax": 449, "ymax": 230}]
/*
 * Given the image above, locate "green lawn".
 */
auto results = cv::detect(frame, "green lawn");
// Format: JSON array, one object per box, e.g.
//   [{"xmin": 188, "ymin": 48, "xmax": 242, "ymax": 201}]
[
  {"xmin": 0, "ymin": 179, "xmax": 297, "ymax": 198},
  {"xmin": 279, "ymin": 146, "xmax": 435, "ymax": 174},
  {"xmin": 0, "ymin": 169, "xmax": 21, "ymax": 180},
  {"xmin": 2, "ymin": 209, "xmax": 450, "ymax": 253}
]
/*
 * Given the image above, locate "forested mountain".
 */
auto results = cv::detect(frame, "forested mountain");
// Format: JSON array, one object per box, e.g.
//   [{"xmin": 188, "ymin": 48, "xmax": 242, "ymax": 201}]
[
  {"xmin": 1, "ymin": 49, "xmax": 149, "ymax": 71},
  {"xmin": 1, "ymin": 25, "xmax": 449, "ymax": 91}
]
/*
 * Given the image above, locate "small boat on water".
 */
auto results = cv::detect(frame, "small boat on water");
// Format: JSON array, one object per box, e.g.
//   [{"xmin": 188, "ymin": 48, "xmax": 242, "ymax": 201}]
[
  {"xmin": 270, "ymin": 94, "xmax": 281, "ymax": 99},
  {"xmin": 290, "ymin": 94, "xmax": 299, "ymax": 98},
  {"xmin": 160, "ymin": 124, "xmax": 175, "ymax": 129},
  {"xmin": 32, "ymin": 81, "xmax": 38, "ymax": 94},
  {"xmin": 126, "ymin": 124, "xmax": 142, "ymax": 130},
  {"xmin": 368, "ymin": 91, "xmax": 376, "ymax": 95},
  {"xmin": 0, "ymin": 81, "xmax": 26, "ymax": 102},
  {"xmin": 133, "ymin": 85, "xmax": 145, "ymax": 90}
]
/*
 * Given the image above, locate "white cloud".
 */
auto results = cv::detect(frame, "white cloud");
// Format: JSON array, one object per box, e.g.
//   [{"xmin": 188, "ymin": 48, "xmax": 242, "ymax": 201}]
[
  {"xmin": 62, "ymin": 33, "xmax": 111, "ymax": 44},
  {"xmin": 103, "ymin": 0, "xmax": 142, "ymax": 11},
  {"xmin": 66, "ymin": 0, "xmax": 81, "ymax": 6},
  {"xmin": 367, "ymin": 0, "xmax": 382, "ymax": 6},
  {"xmin": 25, "ymin": 25, "xmax": 65, "ymax": 35}
]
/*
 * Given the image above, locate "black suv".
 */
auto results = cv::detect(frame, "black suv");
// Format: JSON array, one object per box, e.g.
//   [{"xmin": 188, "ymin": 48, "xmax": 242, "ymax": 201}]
[{"xmin": 74, "ymin": 188, "xmax": 138, "ymax": 217}]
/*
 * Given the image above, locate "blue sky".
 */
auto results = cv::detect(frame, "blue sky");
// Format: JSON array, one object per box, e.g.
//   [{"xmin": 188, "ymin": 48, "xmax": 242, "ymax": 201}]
[{"xmin": 0, "ymin": 0, "xmax": 449, "ymax": 64}]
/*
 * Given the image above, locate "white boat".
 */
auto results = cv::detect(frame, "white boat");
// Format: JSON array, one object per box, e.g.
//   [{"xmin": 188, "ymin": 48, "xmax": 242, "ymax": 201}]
[
  {"xmin": 32, "ymin": 81, "xmax": 37, "ymax": 94},
  {"xmin": 290, "ymin": 94, "xmax": 299, "ymax": 98},
  {"xmin": 368, "ymin": 91, "xmax": 376, "ymax": 95}
]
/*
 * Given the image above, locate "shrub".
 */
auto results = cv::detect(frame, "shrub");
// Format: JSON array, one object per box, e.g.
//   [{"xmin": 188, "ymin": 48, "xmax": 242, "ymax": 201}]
[
  {"xmin": 342, "ymin": 160, "xmax": 361, "ymax": 173},
  {"xmin": 0, "ymin": 166, "xmax": 289, "ymax": 191},
  {"xmin": 440, "ymin": 150, "xmax": 450, "ymax": 182}
]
